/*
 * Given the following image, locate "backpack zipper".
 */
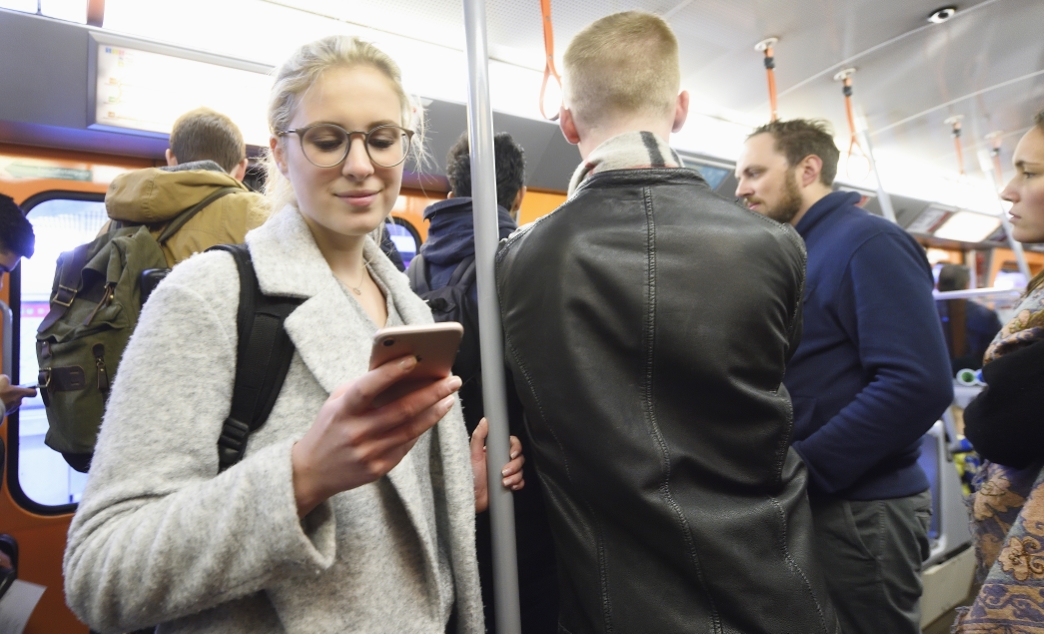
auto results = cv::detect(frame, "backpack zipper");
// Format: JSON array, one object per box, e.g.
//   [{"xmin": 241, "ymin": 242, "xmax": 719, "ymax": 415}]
[{"xmin": 92, "ymin": 343, "xmax": 109, "ymax": 392}]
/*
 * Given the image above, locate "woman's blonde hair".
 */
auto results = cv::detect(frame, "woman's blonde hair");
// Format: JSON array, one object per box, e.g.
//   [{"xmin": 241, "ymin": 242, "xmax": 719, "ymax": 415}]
[{"xmin": 263, "ymin": 36, "xmax": 424, "ymax": 214}]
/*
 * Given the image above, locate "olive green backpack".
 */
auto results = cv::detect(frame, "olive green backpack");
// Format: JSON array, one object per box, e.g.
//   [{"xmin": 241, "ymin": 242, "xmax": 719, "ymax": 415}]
[{"xmin": 35, "ymin": 188, "xmax": 237, "ymax": 472}]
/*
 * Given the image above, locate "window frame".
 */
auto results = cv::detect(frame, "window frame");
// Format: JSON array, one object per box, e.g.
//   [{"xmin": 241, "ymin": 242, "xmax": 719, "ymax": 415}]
[
  {"xmin": 8, "ymin": 189, "xmax": 106, "ymax": 516},
  {"xmin": 388, "ymin": 215, "xmax": 422, "ymax": 259}
]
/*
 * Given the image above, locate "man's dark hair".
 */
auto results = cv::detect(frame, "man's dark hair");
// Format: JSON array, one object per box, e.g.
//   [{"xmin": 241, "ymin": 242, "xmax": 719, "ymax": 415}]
[
  {"xmin": 0, "ymin": 195, "xmax": 34, "ymax": 258},
  {"xmin": 937, "ymin": 264, "xmax": 971, "ymax": 292},
  {"xmin": 169, "ymin": 107, "xmax": 246, "ymax": 174},
  {"xmin": 445, "ymin": 132, "xmax": 526, "ymax": 210},
  {"xmin": 1036, "ymin": 108, "xmax": 1044, "ymax": 133},
  {"xmin": 749, "ymin": 119, "xmax": 840, "ymax": 187}
]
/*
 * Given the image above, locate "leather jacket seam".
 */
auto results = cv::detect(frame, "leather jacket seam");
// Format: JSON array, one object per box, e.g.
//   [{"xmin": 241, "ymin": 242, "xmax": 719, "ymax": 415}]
[
  {"xmin": 496, "ymin": 246, "xmax": 615, "ymax": 632},
  {"xmin": 768, "ymin": 495, "xmax": 836, "ymax": 633},
  {"xmin": 638, "ymin": 186, "xmax": 724, "ymax": 634}
]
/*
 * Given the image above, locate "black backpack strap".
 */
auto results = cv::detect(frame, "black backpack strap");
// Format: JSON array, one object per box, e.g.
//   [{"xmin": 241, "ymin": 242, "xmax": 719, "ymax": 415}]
[
  {"xmin": 407, "ymin": 252, "xmax": 431, "ymax": 294},
  {"xmin": 447, "ymin": 254, "xmax": 477, "ymax": 288},
  {"xmin": 157, "ymin": 186, "xmax": 241, "ymax": 244},
  {"xmin": 208, "ymin": 244, "xmax": 302, "ymax": 472}
]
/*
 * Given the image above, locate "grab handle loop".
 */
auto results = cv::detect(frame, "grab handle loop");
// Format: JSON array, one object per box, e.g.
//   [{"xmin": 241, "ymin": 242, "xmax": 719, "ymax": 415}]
[
  {"xmin": 539, "ymin": 0, "xmax": 562, "ymax": 121},
  {"xmin": 834, "ymin": 68, "xmax": 870, "ymax": 179}
]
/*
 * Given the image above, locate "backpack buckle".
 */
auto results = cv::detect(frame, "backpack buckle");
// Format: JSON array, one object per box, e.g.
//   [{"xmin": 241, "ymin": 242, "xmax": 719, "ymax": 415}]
[
  {"xmin": 52, "ymin": 285, "xmax": 77, "ymax": 307},
  {"xmin": 217, "ymin": 417, "xmax": 251, "ymax": 472}
]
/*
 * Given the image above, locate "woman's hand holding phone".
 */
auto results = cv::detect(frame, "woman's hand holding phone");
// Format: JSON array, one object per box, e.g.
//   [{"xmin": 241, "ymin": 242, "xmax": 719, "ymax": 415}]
[{"xmin": 291, "ymin": 354, "xmax": 462, "ymax": 518}]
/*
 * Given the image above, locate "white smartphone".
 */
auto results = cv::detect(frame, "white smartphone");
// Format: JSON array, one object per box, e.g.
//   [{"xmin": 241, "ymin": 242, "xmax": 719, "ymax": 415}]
[{"xmin": 368, "ymin": 322, "xmax": 464, "ymax": 409}]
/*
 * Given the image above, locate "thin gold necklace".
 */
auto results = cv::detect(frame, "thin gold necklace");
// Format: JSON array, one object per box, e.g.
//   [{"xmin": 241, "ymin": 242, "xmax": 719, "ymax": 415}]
[{"xmin": 346, "ymin": 261, "xmax": 369, "ymax": 296}]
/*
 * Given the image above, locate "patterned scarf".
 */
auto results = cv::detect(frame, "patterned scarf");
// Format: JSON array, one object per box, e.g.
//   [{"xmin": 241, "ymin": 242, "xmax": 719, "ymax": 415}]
[
  {"xmin": 954, "ymin": 284, "xmax": 1044, "ymax": 633},
  {"xmin": 567, "ymin": 130, "xmax": 682, "ymax": 197}
]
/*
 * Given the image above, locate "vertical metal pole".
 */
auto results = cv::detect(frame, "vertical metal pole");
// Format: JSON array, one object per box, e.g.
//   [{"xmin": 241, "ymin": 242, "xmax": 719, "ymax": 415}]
[
  {"xmin": 461, "ymin": 1, "xmax": 522, "ymax": 633},
  {"xmin": 857, "ymin": 128, "xmax": 898, "ymax": 224},
  {"xmin": 978, "ymin": 149, "xmax": 1031, "ymax": 282}
]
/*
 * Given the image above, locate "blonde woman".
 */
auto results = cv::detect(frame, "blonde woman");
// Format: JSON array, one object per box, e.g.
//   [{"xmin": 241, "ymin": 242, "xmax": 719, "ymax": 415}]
[{"xmin": 63, "ymin": 36, "xmax": 511, "ymax": 633}]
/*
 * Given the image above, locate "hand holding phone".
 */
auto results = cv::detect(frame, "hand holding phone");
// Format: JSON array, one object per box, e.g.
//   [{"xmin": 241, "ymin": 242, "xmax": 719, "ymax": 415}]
[
  {"xmin": 292, "ymin": 342, "xmax": 463, "ymax": 517},
  {"xmin": 368, "ymin": 323, "xmax": 464, "ymax": 409}
]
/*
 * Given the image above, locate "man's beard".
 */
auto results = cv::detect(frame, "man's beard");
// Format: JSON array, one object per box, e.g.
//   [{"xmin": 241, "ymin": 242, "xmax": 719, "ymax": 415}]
[{"xmin": 766, "ymin": 169, "xmax": 803, "ymax": 224}]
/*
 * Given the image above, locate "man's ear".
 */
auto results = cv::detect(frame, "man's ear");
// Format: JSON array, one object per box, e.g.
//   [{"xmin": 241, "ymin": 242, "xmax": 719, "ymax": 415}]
[
  {"xmin": 269, "ymin": 136, "xmax": 289, "ymax": 177},
  {"xmin": 672, "ymin": 90, "xmax": 690, "ymax": 133},
  {"xmin": 798, "ymin": 154, "xmax": 824, "ymax": 188},
  {"xmin": 559, "ymin": 107, "xmax": 581, "ymax": 145},
  {"xmin": 232, "ymin": 157, "xmax": 249, "ymax": 182},
  {"xmin": 165, "ymin": 149, "xmax": 178, "ymax": 166},
  {"xmin": 511, "ymin": 186, "xmax": 527, "ymax": 213}
]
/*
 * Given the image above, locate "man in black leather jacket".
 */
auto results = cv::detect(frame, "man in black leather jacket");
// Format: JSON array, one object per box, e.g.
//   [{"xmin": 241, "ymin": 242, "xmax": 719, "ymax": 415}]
[{"xmin": 495, "ymin": 11, "xmax": 839, "ymax": 634}]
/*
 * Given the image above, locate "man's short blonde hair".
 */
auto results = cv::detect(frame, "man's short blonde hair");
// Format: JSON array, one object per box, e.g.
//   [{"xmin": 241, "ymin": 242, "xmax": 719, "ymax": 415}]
[
  {"xmin": 563, "ymin": 11, "xmax": 680, "ymax": 127},
  {"xmin": 169, "ymin": 107, "xmax": 246, "ymax": 174}
]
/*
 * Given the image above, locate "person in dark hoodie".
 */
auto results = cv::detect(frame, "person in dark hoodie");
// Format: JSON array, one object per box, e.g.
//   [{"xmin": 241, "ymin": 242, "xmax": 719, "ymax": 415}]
[
  {"xmin": 411, "ymin": 132, "xmax": 558, "ymax": 633},
  {"xmin": 735, "ymin": 118, "xmax": 953, "ymax": 634},
  {"xmin": 419, "ymin": 132, "xmax": 526, "ymax": 287}
]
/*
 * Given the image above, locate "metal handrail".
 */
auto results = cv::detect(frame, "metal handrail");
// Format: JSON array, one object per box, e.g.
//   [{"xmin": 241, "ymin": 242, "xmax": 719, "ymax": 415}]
[
  {"xmin": 933, "ymin": 287, "xmax": 1023, "ymax": 300},
  {"xmin": 1, "ymin": 300, "xmax": 11, "ymax": 377}
]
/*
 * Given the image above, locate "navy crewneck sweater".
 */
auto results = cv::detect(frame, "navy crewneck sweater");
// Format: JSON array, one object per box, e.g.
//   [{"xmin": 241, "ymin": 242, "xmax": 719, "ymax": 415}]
[{"xmin": 787, "ymin": 191, "xmax": 953, "ymax": 500}]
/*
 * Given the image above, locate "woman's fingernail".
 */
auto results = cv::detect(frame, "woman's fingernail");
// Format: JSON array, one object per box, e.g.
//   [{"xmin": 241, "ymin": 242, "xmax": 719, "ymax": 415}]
[
  {"xmin": 501, "ymin": 469, "xmax": 509, "ymax": 477},
  {"xmin": 510, "ymin": 451, "xmax": 519, "ymax": 459},
  {"xmin": 400, "ymin": 356, "xmax": 417, "ymax": 369},
  {"xmin": 448, "ymin": 376, "xmax": 462, "ymax": 390}
]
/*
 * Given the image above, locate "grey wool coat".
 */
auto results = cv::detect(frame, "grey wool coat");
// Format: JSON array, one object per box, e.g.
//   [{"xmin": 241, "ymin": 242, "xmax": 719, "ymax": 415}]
[{"xmin": 63, "ymin": 205, "xmax": 484, "ymax": 634}]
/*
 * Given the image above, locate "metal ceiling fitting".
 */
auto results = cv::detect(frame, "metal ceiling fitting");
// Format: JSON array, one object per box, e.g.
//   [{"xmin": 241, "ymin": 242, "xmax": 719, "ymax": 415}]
[
  {"xmin": 928, "ymin": 6, "xmax": 958, "ymax": 24},
  {"xmin": 832, "ymin": 68, "xmax": 857, "ymax": 83},
  {"xmin": 754, "ymin": 37, "xmax": 778, "ymax": 53}
]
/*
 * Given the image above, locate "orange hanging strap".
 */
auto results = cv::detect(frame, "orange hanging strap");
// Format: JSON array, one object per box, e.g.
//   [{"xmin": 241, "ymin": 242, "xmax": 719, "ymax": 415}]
[
  {"xmin": 842, "ymin": 76, "xmax": 860, "ymax": 160},
  {"xmin": 756, "ymin": 38, "xmax": 779, "ymax": 121},
  {"xmin": 986, "ymin": 131, "xmax": 1004, "ymax": 186},
  {"xmin": 833, "ymin": 69, "xmax": 867, "ymax": 174},
  {"xmin": 946, "ymin": 116, "xmax": 965, "ymax": 176},
  {"xmin": 539, "ymin": 0, "xmax": 562, "ymax": 121}
]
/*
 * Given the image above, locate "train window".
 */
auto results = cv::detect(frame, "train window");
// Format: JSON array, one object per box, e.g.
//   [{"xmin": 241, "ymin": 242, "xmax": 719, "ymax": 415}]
[
  {"xmin": 680, "ymin": 158, "xmax": 731, "ymax": 191},
  {"xmin": 13, "ymin": 194, "xmax": 107, "ymax": 511},
  {"xmin": 388, "ymin": 217, "xmax": 421, "ymax": 267}
]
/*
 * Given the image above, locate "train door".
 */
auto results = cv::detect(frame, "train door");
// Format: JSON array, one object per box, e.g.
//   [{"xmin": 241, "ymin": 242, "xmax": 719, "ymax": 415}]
[{"xmin": 0, "ymin": 147, "xmax": 151, "ymax": 633}]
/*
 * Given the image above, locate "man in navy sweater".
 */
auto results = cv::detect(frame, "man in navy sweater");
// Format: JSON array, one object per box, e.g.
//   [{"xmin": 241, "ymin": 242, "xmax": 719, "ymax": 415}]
[{"xmin": 735, "ymin": 119, "xmax": 953, "ymax": 634}]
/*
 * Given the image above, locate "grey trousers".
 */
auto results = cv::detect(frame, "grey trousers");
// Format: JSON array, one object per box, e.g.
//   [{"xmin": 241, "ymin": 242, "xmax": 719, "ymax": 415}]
[{"xmin": 808, "ymin": 489, "xmax": 933, "ymax": 634}]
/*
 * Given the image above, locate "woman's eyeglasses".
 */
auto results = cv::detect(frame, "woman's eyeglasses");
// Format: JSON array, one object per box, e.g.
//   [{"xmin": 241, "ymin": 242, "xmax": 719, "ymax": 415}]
[{"xmin": 277, "ymin": 123, "xmax": 414, "ymax": 168}]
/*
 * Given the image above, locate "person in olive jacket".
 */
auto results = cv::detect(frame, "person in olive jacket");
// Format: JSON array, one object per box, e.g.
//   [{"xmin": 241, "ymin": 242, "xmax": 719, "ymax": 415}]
[
  {"xmin": 103, "ymin": 107, "xmax": 269, "ymax": 267},
  {"xmin": 495, "ymin": 11, "xmax": 839, "ymax": 634}
]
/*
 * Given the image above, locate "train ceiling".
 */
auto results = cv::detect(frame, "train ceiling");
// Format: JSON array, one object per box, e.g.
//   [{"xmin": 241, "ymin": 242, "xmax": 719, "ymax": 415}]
[
  {"xmin": 3, "ymin": 0, "xmax": 1043, "ymax": 211},
  {"xmin": 260, "ymin": 0, "xmax": 1043, "ymax": 184}
]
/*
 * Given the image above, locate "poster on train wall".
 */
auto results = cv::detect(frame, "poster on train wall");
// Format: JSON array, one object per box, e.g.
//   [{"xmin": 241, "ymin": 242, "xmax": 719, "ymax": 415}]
[{"xmin": 89, "ymin": 40, "xmax": 271, "ymax": 146}]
